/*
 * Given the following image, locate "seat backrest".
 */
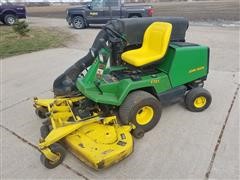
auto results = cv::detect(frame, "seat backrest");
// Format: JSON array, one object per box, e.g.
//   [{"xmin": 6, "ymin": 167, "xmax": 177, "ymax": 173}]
[
  {"xmin": 142, "ymin": 22, "xmax": 172, "ymax": 55},
  {"xmin": 106, "ymin": 17, "xmax": 188, "ymax": 46}
]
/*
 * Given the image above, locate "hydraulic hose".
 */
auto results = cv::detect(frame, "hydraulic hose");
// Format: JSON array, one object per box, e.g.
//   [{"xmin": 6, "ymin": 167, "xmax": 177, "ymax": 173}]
[{"xmin": 53, "ymin": 30, "xmax": 108, "ymax": 96}]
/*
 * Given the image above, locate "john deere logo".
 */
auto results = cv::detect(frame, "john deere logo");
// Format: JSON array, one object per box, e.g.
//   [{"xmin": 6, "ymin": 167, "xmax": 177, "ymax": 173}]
[{"xmin": 189, "ymin": 66, "xmax": 205, "ymax": 74}]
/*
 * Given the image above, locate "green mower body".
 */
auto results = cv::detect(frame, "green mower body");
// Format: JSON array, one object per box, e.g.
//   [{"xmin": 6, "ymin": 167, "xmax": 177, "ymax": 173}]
[{"xmin": 76, "ymin": 43, "xmax": 209, "ymax": 106}]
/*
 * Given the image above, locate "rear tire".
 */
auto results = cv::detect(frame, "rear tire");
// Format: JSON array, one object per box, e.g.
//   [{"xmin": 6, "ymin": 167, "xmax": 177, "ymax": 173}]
[
  {"xmin": 72, "ymin": 16, "xmax": 85, "ymax": 29},
  {"xmin": 185, "ymin": 87, "xmax": 212, "ymax": 112},
  {"xmin": 4, "ymin": 14, "xmax": 17, "ymax": 25},
  {"xmin": 119, "ymin": 91, "xmax": 161, "ymax": 132}
]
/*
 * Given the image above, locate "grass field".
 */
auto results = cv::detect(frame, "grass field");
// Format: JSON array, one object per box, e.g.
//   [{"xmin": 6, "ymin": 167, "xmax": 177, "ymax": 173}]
[{"xmin": 0, "ymin": 26, "xmax": 72, "ymax": 58}]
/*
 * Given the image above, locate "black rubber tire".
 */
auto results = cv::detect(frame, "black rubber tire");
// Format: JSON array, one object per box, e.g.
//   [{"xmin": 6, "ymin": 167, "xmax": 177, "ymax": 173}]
[
  {"xmin": 185, "ymin": 87, "xmax": 212, "ymax": 112},
  {"xmin": 119, "ymin": 91, "xmax": 161, "ymax": 132},
  {"xmin": 72, "ymin": 16, "xmax": 85, "ymax": 29},
  {"xmin": 35, "ymin": 107, "xmax": 48, "ymax": 119},
  {"xmin": 4, "ymin": 14, "xmax": 17, "ymax": 25},
  {"xmin": 40, "ymin": 143, "xmax": 66, "ymax": 169},
  {"xmin": 40, "ymin": 125, "xmax": 50, "ymax": 138},
  {"xmin": 132, "ymin": 127, "xmax": 145, "ymax": 139}
]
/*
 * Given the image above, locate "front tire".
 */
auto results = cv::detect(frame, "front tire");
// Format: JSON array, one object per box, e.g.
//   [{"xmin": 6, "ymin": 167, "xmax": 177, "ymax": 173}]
[
  {"xmin": 119, "ymin": 91, "xmax": 161, "ymax": 132},
  {"xmin": 185, "ymin": 87, "xmax": 212, "ymax": 112},
  {"xmin": 72, "ymin": 16, "xmax": 85, "ymax": 29},
  {"xmin": 4, "ymin": 14, "xmax": 17, "ymax": 25}
]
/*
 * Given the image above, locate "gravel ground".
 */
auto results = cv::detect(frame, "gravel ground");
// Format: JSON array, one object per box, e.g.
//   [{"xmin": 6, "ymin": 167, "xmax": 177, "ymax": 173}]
[{"xmin": 27, "ymin": 0, "xmax": 240, "ymax": 21}]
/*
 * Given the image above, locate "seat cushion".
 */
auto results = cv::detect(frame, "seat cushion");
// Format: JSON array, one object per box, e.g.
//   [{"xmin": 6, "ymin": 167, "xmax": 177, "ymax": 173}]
[
  {"xmin": 121, "ymin": 22, "xmax": 172, "ymax": 67},
  {"xmin": 121, "ymin": 48, "xmax": 165, "ymax": 67}
]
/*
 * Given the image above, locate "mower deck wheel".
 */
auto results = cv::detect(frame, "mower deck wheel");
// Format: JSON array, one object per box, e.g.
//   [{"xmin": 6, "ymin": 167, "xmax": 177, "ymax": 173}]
[
  {"xmin": 132, "ymin": 127, "xmax": 145, "ymax": 139},
  {"xmin": 40, "ymin": 143, "xmax": 66, "ymax": 169},
  {"xmin": 185, "ymin": 87, "xmax": 212, "ymax": 112},
  {"xmin": 119, "ymin": 90, "xmax": 161, "ymax": 132},
  {"xmin": 40, "ymin": 125, "xmax": 50, "ymax": 139},
  {"xmin": 35, "ymin": 107, "xmax": 48, "ymax": 119}
]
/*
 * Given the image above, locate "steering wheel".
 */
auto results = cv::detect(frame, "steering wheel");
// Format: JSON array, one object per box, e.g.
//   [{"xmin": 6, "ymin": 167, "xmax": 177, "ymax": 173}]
[{"xmin": 104, "ymin": 26, "xmax": 127, "ymax": 43}]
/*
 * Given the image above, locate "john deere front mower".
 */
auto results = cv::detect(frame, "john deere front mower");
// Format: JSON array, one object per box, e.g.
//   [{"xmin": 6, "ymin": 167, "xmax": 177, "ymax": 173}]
[{"xmin": 34, "ymin": 17, "xmax": 212, "ymax": 170}]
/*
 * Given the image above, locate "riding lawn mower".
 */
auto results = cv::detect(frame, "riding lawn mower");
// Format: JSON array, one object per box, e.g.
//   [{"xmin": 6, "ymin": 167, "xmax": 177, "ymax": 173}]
[{"xmin": 33, "ymin": 17, "xmax": 212, "ymax": 170}]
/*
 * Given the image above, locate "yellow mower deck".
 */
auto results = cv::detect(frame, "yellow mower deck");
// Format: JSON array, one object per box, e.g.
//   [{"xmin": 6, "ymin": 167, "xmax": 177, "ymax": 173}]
[
  {"xmin": 34, "ymin": 97, "xmax": 134, "ymax": 170},
  {"xmin": 65, "ymin": 123, "xmax": 133, "ymax": 169}
]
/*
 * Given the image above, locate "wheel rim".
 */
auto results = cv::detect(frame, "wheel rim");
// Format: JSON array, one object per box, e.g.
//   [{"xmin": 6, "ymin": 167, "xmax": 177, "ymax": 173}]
[
  {"xmin": 194, "ymin": 96, "xmax": 207, "ymax": 108},
  {"xmin": 136, "ymin": 106, "xmax": 154, "ymax": 125},
  {"xmin": 73, "ymin": 17, "xmax": 83, "ymax": 28},
  {"xmin": 7, "ymin": 17, "xmax": 15, "ymax": 25}
]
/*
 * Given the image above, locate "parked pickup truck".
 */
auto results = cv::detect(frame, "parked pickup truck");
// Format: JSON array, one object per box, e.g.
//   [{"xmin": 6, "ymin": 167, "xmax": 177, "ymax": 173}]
[
  {"xmin": 0, "ymin": 2, "xmax": 26, "ymax": 25},
  {"xmin": 66, "ymin": 0, "xmax": 154, "ymax": 29}
]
